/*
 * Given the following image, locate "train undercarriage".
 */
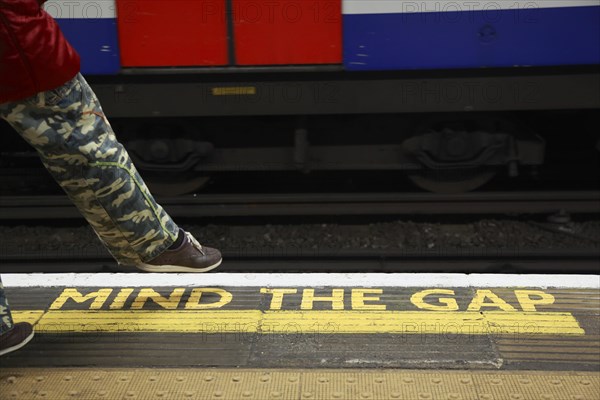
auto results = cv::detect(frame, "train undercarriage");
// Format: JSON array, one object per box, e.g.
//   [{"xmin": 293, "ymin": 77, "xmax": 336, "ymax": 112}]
[
  {"xmin": 119, "ymin": 113, "xmax": 548, "ymax": 195},
  {"xmin": 1, "ymin": 67, "xmax": 598, "ymax": 195}
]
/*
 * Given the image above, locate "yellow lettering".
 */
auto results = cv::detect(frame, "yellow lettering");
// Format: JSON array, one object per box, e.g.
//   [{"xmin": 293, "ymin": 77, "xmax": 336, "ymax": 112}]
[
  {"xmin": 50, "ymin": 288, "xmax": 112, "ymax": 310},
  {"xmin": 411, "ymin": 289, "xmax": 459, "ymax": 311},
  {"xmin": 514, "ymin": 290, "xmax": 555, "ymax": 312},
  {"xmin": 185, "ymin": 288, "xmax": 232, "ymax": 309},
  {"xmin": 352, "ymin": 289, "xmax": 386, "ymax": 310},
  {"xmin": 260, "ymin": 288, "xmax": 298, "ymax": 310},
  {"xmin": 131, "ymin": 288, "xmax": 185, "ymax": 310},
  {"xmin": 467, "ymin": 290, "xmax": 516, "ymax": 312},
  {"xmin": 109, "ymin": 288, "xmax": 134, "ymax": 309},
  {"xmin": 301, "ymin": 289, "xmax": 344, "ymax": 310}
]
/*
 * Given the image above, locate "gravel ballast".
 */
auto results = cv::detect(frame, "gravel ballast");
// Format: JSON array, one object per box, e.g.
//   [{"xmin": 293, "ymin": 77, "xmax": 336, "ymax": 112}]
[{"xmin": 1, "ymin": 219, "xmax": 598, "ymax": 258}]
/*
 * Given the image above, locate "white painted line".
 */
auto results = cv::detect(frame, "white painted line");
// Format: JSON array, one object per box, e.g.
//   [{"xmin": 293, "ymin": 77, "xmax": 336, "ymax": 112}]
[
  {"xmin": 343, "ymin": 0, "xmax": 600, "ymax": 15},
  {"xmin": 2, "ymin": 273, "xmax": 599, "ymax": 289}
]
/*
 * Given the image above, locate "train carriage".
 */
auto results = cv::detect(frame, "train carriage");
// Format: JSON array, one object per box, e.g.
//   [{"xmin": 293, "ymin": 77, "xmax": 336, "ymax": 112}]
[
  {"xmin": 45, "ymin": 1, "xmax": 600, "ymax": 72},
  {"xmin": 11, "ymin": 0, "xmax": 600, "ymax": 193}
]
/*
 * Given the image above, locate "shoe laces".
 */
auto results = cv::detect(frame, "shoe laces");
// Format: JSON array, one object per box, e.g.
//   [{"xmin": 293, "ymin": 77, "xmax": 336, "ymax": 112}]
[{"xmin": 186, "ymin": 232, "xmax": 205, "ymax": 255}]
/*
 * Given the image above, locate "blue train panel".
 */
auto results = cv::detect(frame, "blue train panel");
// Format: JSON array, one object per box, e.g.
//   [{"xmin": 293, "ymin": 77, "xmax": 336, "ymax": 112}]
[
  {"xmin": 44, "ymin": 0, "xmax": 120, "ymax": 75},
  {"xmin": 343, "ymin": 1, "xmax": 600, "ymax": 71},
  {"xmin": 56, "ymin": 19, "xmax": 120, "ymax": 75}
]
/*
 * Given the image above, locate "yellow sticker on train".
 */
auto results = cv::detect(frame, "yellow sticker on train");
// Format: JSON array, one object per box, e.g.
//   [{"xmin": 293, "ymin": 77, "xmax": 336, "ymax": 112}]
[{"xmin": 212, "ymin": 86, "xmax": 257, "ymax": 96}]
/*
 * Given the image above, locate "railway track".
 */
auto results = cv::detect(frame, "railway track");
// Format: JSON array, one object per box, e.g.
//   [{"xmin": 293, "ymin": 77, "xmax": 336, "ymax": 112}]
[
  {"xmin": 1, "ymin": 191, "xmax": 599, "ymax": 219},
  {"xmin": 1, "ymin": 190, "xmax": 597, "ymax": 273},
  {"xmin": 1, "ymin": 248, "xmax": 598, "ymax": 274}
]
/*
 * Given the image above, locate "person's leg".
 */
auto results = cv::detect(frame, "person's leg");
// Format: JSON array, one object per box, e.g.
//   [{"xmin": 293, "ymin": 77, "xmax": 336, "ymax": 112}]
[
  {"xmin": 0, "ymin": 276, "xmax": 34, "ymax": 356},
  {"xmin": 0, "ymin": 276, "xmax": 13, "ymax": 335},
  {"xmin": 0, "ymin": 74, "xmax": 178, "ymax": 265}
]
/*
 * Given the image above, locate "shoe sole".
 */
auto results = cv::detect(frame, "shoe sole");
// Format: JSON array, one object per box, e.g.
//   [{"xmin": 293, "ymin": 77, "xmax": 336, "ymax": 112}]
[
  {"xmin": 0, "ymin": 329, "xmax": 35, "ymax": 357},
  {"xmin": 135, "ymin": 258, "xmax": 223, "ymax": 273}
]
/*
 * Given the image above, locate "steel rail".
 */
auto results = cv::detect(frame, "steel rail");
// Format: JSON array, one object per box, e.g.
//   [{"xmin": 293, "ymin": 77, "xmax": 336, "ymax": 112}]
[{"xmin": 0, "ymin": 191, "xmax": 599, "ymax": 219}]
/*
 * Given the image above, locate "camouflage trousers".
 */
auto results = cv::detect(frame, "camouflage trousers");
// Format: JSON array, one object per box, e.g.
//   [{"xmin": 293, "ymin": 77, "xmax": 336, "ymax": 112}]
[
  {"xmin": 0, "ymin": 73, "xmax": 179, "ymax": 265},
  {"xmin": 0, "ymin": 276, "xmax": 12, "ymax": 335}
]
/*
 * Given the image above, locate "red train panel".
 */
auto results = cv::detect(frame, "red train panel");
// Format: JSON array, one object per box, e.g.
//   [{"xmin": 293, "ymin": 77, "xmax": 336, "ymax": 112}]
[
  {"xmin": 115, "ymin": 0, "xmax": 228, "ymax": 67},
  {"xmin": 233, "ymin": 0, "xmax": 342, "ymax": 65}
]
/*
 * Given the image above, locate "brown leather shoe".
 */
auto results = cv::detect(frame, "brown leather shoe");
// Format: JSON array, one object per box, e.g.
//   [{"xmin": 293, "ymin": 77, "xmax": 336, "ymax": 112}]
[
  {"xmin": 0, "ymin": 322, "xmax": 34, "ymax": 357},
  {"xmin": 137, "ymin": 231, "xmax": 222, "ymax": 273}
]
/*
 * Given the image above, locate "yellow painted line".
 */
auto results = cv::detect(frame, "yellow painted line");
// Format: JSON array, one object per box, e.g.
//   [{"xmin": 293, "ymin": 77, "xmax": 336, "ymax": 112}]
[
  {"xmin": 36, "ymin": 310, "xmax": 262, "ymax": 333},
  {"xmin": 13, "ymin": 310, "xmax": 585, "ymax": 335},
  {"xmin": 11, "ymin": 310, "xmax": 45, "ymax": 326},
  {"xmin": 263, "ymin": 311, "xmax": 585, "ymax": 335}
]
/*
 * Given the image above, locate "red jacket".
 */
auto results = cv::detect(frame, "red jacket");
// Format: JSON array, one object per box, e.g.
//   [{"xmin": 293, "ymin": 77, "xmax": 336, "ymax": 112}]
[{"xmin": 0, "ymin": 0, "xmax": 80, "ymax": 104}]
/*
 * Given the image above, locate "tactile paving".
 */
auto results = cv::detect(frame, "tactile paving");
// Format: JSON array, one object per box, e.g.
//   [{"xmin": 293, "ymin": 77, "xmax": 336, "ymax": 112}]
[{"xmin": 1, "ymin": 368, "xmax": 598, "ymax": 400}]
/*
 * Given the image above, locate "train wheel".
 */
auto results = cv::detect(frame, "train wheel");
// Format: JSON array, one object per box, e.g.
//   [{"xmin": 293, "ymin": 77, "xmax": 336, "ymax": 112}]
[
  {"xmin": 144, "ymin": 175, "xmax": 210, "ymax": 196},
  {"xmin": 407, "ymin": 168, "xmax": 496, "ymax": 193}
]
